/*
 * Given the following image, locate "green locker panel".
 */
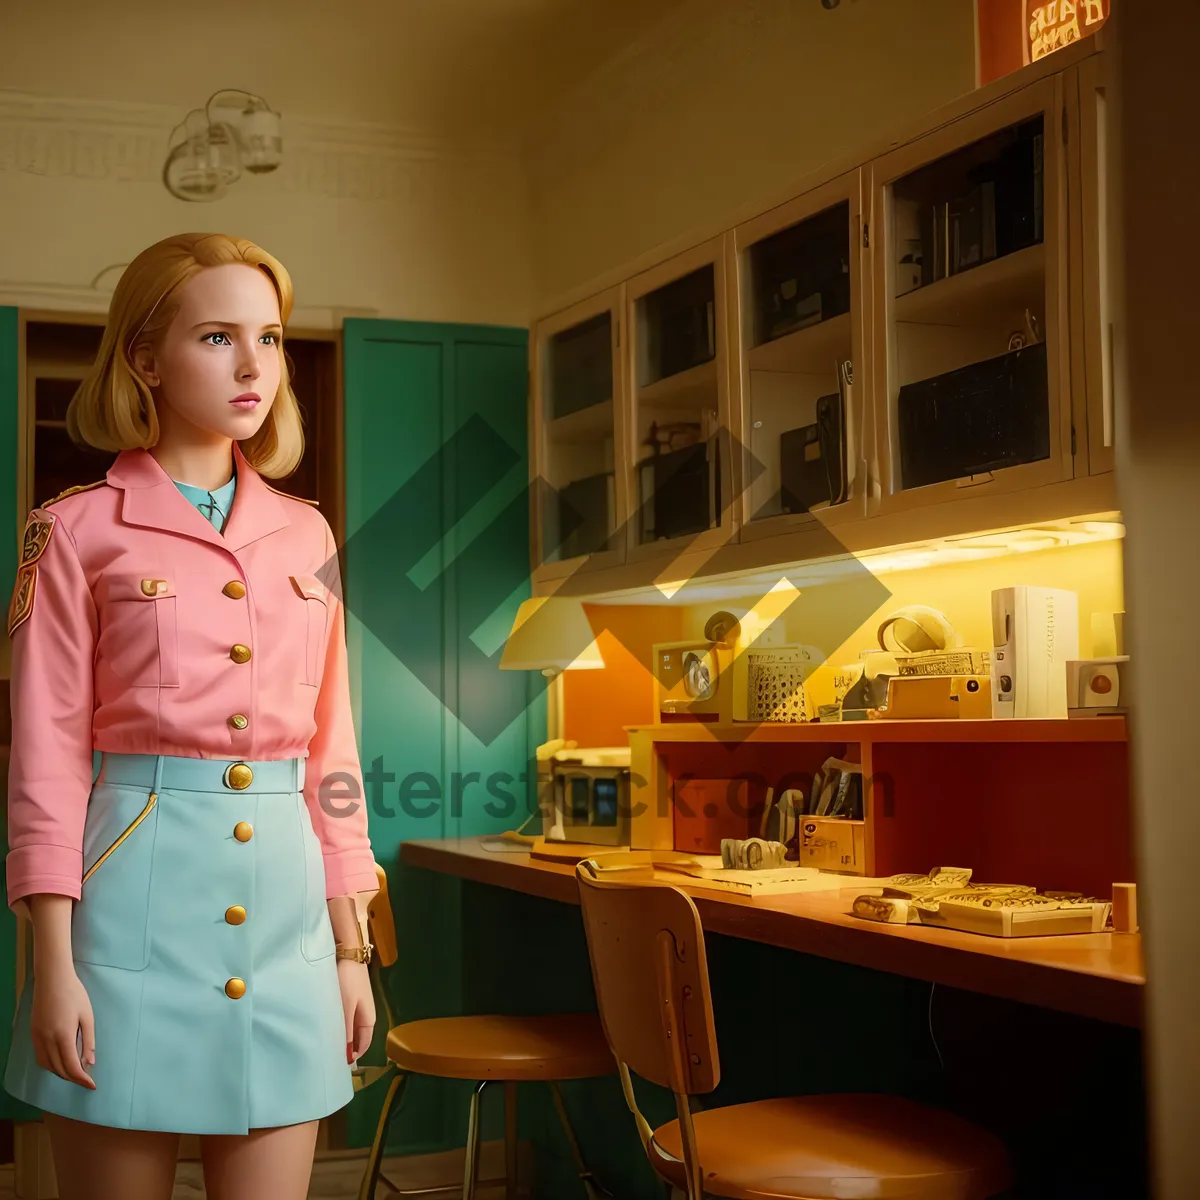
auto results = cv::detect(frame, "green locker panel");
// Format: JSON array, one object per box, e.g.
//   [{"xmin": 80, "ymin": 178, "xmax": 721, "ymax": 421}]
[{"xmin": 342, "ymin": 318, "xmax": 537, "ymax": 1156}]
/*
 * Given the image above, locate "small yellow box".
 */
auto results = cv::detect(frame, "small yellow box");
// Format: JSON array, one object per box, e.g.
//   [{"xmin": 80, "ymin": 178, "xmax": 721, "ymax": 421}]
[{"xmin": 883, "ymin": 675, "xmax": 991, "ymax": 719}]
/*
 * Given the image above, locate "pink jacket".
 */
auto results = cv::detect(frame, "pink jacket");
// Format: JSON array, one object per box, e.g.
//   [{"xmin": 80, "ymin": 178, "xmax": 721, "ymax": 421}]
[{"xmin": 5, "ymin": 442, "xmax": 377, "ymax": 911}]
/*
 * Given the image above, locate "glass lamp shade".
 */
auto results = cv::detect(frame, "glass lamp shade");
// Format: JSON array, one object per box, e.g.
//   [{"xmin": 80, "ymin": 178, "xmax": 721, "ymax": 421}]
[
  {"xmin": 162, "ymin": 136, "xmax": 227, "ymax": 202},
  {"xmin": 204, "ymin": 121, "xmax": 242, "ymax": 184},
  {"xmin": 237, "ymin": 105, "xmax": 283, "ymax": 173}
]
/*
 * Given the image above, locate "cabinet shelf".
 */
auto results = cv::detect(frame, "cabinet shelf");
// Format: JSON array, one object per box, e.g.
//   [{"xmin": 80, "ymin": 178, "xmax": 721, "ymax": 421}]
[
  {"xmin": 638, "ymin": 358, "xmax": 717, "ymax": 407},
  {"xmin": 894, "ymin": 242, "xmax": 1045, "ymax": 328},
  {"xmin": 748, "ymin": 311, "xmax": 852, "ymax": 375},
  {"xmin": 625, "ymin": 716, "xmax": 1126, "ymax": 744},
  {"xmin": 546, "ymin": 398, "xmax": 614, "ymax": 444}
]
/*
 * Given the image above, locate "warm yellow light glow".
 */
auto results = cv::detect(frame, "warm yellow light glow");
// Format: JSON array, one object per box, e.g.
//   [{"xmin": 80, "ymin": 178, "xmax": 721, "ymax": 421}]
[{"xmin": 499, "ymin": 596, "xmax": 606, "ymax": 671}]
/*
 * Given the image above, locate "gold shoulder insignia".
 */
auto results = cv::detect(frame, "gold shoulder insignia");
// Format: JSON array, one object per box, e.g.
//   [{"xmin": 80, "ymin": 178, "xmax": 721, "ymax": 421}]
[
  {"xmin": 43, "ymin": 479, "xmax": 107, "ymax": 507},
  {"xmin": 19, "ymin": 510, "xmax": 56, "ymax": 568},
  {"xmin": 264, "ymin": 483, "xmax": 320, "ymax": 507},
  {"xmin": 7, "ymin": 563, "xmax": 38, "ymax": 638}
]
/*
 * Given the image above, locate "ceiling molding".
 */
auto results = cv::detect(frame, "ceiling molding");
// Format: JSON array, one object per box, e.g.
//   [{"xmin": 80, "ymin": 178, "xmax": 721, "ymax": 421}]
[
  {"xmin": 0, "ymin": 278, "xmax": 378, "ymax": 330},
  {"xmin": 0, "ymin": 89, "xmax": 518, "ymax": 203}
]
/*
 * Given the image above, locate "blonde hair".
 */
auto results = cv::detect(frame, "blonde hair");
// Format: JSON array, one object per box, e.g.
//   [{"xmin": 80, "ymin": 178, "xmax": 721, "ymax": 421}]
[{"xmin": 67, "ymin": 232, "xmax": 304, "ymax": 478}]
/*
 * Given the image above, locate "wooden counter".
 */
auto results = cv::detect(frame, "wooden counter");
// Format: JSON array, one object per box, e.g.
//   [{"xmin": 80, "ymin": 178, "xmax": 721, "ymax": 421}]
[{"xmin": 401, "ymin": 837, "xmax": 1145, "ymax": 1029}]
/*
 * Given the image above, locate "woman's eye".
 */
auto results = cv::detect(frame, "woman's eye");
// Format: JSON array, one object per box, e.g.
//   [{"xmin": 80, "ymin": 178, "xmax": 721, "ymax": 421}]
[
  {"xmin": 203, "ymin": 332, "xmax": 232, "ymax": 346},
  {"xmin": 259, "ymin": 334, "xmax": 277, "ymax": 345}
]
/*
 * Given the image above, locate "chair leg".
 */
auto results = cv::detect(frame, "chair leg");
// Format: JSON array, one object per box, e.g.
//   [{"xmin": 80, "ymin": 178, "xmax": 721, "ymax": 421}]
[
  {"xmin": 462, "ymin": 1080, "xmax": 489, "ymax": 1200},
  {"xmin": 504, "ymin": 1082, "xmax": 519, "ymax": 1198},
  {"xmin": 547, "ymin": 1081, "xmax": 614, "ymax": 1200},
  {"xmin": 357, "ymin": 1070, "xmax": 409, "ymax": 1200}
]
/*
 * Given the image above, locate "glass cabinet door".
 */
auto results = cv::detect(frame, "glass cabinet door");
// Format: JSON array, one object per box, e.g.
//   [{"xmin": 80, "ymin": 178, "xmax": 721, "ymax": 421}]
[
  {"xmin": 626, "ymin": 238, "xmax": 731, "ymax": 556},
  {"xmin": 733, "ymin": 171, "xmax": 867, "ymax": 542},
  {"xmin": 532, "ymin": 288, "xmax": 625, "ymax": 574},
  {"xmin": 872, "ymin": 75, "xmax": 1073, "ymax": 512}
]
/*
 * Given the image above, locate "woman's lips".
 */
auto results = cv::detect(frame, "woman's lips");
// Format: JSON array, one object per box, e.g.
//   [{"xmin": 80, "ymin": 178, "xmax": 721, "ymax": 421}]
[{"xmin": 230, "ymin": 394, "xmax": 260, "ymax": 409}]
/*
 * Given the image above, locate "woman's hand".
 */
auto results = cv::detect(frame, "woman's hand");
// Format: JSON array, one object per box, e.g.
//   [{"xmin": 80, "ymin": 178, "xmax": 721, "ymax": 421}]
[
  {"xmin": 31, "ymin": 960, "xmax": 96, "ymax": 1089},
  {"xmin": 337, "ymin": 958, "xmax": 376, "ymax": 1065}
]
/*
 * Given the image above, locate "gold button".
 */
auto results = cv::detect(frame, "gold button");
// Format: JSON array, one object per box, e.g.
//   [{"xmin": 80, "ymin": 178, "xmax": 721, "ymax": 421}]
[
  {"xmin": 222, "ymin": 580, "xmax": 246, "ymax": 599},
  {"xmin": 233, "ymin": 821, "xmax": 253, "ymax": 842},
  {"xmin": 224, "ymin": 763, "xmax": 253, "ymax": 790},
  {"xmin": 229, "ymin": 713, "xmax": 248, "ymax": 731},
  {"xmin": 225, "ymin": 977, "xmax": 246, "ymax": 999},
  {"xmin": 225, "ymin": 905, "xmax": 246, "ymax": 925},
  {"xmin": 230, "ymin": 643, "xmax": 252, "ymax": 664}
]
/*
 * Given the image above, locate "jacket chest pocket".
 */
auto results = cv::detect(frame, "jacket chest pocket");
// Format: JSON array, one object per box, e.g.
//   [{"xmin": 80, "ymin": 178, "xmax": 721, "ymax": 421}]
[
  {"xmin": 290, "ymin": 574, "xmax": 329, "ymax": 687},
  {"xmin": 98, "ymin": 575, "xmax": 180, "ymax": 687}
]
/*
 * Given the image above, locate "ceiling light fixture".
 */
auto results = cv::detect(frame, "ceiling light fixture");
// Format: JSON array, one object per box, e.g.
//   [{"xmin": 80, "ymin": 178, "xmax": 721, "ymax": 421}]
[{"xmin": 162, "ymin": 90, "xmax": 282, "ymax": 202}]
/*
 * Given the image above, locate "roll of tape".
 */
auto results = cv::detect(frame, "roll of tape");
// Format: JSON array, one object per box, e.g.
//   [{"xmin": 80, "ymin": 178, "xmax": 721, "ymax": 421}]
[{"xmin": 876, "ymin": 605, "xmax": 958, "ymax": 655}]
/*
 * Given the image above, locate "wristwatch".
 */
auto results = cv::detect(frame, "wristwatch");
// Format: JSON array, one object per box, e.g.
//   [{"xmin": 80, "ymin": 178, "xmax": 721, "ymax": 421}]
[{"xmin": 335, "ymin": 941, "xmax": 373, "ymax": 964}]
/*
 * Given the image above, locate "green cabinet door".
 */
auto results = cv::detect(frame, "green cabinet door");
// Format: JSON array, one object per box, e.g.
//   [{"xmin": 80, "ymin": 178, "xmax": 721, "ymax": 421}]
[{"xmin": 341, "ymin": 318, "xmax": 539, "ymax": 1154}]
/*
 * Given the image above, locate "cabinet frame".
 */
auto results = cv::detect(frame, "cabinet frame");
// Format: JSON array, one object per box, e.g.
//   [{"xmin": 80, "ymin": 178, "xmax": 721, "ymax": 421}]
[
  {"xmin": 728, "ymin": 167, "xmax": 871, "ymax": 549},
  {"xmin": 1074, "ymin": 53, "xmax": 1115, "ymax": 475},
  {"xmin": 868, "ymin": 73, "xmax": 1075, "ymax": 516},
  {"xmin": 528, "ymin": 285, "xmax": 629, "ymax": 584},
  {"xmin": 622, "ymin": 235, "xmax": 734, "ymax": 565}
]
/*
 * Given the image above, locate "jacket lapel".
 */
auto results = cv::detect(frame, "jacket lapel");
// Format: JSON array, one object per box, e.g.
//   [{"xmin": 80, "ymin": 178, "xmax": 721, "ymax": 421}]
[
  {"xmin": 108, "ymin": 444, "xmax": 290, "ymax": 552},
  {"xmin": 222, "ymin": 442, "xmax": 291, "ymax": 551}
]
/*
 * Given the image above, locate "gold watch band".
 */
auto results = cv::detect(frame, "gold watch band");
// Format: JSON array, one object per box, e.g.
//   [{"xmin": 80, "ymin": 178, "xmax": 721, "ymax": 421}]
[{"xmin": 335, "ymin": 942, "xmax": 373, "ymax": 964}]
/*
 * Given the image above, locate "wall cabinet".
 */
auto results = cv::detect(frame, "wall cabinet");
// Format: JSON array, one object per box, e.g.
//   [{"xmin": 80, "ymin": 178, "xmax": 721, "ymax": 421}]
[
  {"xmin": 730, "ymin": 169, "xmax": 870, "ymax": 546},
  {"xmin": 528, "ymin": 40, "xmax": 1115, "ymax": 597},
  {"xmin": 530, "ymin": 287, "xmax": 626, "ymax": 580},
  {"xmin": 868, "ymin": 72, "xmax": 1073, "ymax": 516}
]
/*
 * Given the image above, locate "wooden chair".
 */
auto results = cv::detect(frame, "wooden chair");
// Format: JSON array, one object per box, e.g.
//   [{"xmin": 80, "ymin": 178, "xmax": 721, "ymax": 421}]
[
  {"xmin": 356, "ymin": 864, "xmax": 617, "ymax": 1200},
  {"xmin": 574, "ymin": 858, "xmax": 1014, "ymax": 1200}
]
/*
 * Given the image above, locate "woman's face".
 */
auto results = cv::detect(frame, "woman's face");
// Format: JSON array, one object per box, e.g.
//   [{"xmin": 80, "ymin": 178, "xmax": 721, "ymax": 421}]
[{"xmin": 133, "ymin": 263, "xmax": 283, "ymax": 444}]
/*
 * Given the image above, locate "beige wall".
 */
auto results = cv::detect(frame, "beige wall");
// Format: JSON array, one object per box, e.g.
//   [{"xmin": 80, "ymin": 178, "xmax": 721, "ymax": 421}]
[
  {"xmin": 525, "ymin": 0, "xmax": 979, "ymax": 315},
  {"xmin": 0, "ymin": 92, "xmax": 533, "ymax": 327}
]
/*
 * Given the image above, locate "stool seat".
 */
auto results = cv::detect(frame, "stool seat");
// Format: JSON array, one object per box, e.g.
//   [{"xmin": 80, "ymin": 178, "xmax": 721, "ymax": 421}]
[
  {"xmin": 386, "ymin": 1013, "xmax": 616, "ymax": 1082},
  {"xmin": 649, "ymin": 1093, "xmax": 1011, "ymax": 1200}
]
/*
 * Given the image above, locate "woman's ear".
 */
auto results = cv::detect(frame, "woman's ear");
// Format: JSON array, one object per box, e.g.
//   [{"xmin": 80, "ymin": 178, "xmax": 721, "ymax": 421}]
[{"xmin": 131, "ymin": 343, "xmax": 160, "ymax": 388}]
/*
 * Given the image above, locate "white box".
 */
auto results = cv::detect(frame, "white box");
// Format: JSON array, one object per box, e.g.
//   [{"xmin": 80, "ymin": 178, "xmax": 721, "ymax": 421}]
[{"xmin": 990, "ymin": 586, "xmax": 1080, "ymax": 719}]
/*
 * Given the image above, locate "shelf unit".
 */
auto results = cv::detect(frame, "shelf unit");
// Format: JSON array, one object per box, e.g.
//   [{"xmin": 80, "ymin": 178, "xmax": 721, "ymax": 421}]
[
  {"xmin": 626, "ymin": 716, "xmax": 1130, "ymax": 900},
  {"xmin": 528, "ymin": 37, "xmax": 1113, "ymax": 600}
]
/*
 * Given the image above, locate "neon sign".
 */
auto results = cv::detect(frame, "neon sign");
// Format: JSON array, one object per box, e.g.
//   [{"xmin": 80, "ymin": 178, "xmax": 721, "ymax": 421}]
[{"xmin": 1024, "ymin": 0, "xmax": 1110, "ymax": 63}]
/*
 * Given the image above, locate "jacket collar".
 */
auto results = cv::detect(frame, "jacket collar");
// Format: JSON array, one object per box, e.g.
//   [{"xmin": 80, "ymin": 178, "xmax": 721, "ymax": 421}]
[{"xmin": 107, "ymin": 442, "xmax": 290, "ymax": 552}]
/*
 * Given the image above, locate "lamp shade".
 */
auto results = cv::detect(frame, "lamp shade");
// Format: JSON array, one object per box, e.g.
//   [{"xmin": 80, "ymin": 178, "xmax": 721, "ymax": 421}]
[{"xmin": 499, "ymin": 597, "xmax": 605, "ymax": 672}]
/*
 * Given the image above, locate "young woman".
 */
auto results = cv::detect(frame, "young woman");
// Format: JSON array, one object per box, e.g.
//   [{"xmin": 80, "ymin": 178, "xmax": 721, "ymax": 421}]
[{"xmin": 4, "ymin": 232, "xmax": 379, "ymax": 1200}]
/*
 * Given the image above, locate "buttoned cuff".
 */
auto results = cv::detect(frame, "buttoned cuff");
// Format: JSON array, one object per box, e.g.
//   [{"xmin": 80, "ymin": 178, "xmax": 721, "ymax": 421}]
[
  {"xmin": 5, "ymin": 844, "xmax": 85, "ymax": 909},
  {"xmin": 322, "ymin": 848, "xmax": 379, "ymax": 899}
]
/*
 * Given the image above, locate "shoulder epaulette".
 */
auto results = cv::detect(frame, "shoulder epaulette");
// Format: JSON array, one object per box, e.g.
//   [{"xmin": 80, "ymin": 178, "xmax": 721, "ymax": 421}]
[
  {"xmin": 42, "ymin": 479, "xmax": 108, "ymax": 508},
  {"xmin": 264, "ymin": 482, "xmax": 320, "ymax": 507}
]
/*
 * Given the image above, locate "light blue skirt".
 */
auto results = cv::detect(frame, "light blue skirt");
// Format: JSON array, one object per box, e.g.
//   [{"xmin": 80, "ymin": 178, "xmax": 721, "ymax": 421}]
[{"xmin": 4, "ymin": 753, "xmax": 354, "ymax": 1134}]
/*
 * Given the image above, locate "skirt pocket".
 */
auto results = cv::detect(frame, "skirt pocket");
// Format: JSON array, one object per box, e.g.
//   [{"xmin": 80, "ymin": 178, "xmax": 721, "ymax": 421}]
[
  {"xmin": 73, "ymin": 782, "xmax": 160, "ymax": 971},
  {"xmin": 299, "ymin": 800, "xmax": 335, "ymax": 963}
]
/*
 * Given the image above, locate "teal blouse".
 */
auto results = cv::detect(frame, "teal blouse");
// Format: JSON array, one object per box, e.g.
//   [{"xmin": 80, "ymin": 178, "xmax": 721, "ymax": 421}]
[{"xmin": 174, "ymin": 465, "xmax": 237, "ymax": 533}]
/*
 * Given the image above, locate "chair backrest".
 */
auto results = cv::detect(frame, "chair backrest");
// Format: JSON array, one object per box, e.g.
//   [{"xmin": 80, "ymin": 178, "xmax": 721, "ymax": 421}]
[
  {"xmin": 575, "ymin": 858, "xmax": 720, "ymax": 1096},
  {"xmin": 367, "ymin": 863, "xmax": 398, "ymax": 968}
]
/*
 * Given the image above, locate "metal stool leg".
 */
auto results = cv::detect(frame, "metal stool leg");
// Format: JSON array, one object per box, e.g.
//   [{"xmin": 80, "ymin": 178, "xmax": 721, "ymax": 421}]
[
  {"xmin": 547, "ymin": 1081, "xmax": 614, "ymax": 1200},
  {"xmin": 462, "ymin": 1080, "xmax": 489, "ymax": 1200},
  {"xmin": 504, "ymin": 1082, "xmax": 519, "ymax": 1198},
  {"xmin": 357, "ymin": 1071, "xmax": 409, "ymax": 1200}
]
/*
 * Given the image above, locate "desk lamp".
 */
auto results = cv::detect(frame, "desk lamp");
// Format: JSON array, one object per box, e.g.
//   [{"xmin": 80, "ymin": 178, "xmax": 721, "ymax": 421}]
[{"xmin": 498, "ymin": 596, "xmax": 605, "ymax": 845}]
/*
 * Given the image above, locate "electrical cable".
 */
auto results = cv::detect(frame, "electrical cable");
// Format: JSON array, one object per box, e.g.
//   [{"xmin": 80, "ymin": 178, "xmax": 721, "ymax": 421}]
[{"xmin": 928, "ymin": 982, "xmax": 944, "ymax": 1071}]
